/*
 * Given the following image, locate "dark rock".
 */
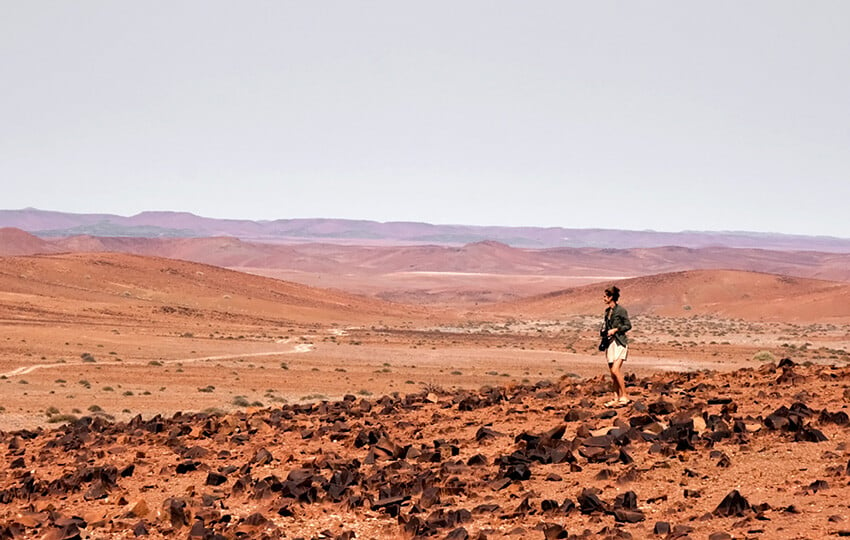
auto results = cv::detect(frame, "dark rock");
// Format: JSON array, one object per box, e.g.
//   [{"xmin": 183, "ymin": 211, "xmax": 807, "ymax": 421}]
[
  {"xmin": 714, "ymin": 490, "xmax": 751, "ymax": 517},
  {"xmin": 542, "ymin": 523, "xmax": 568, "ymax": 539},
  {"xmin": 559, "ymin": 499, "xmax": 576, "ymax": 514},
  {"xmin": 206, "ymin": 472, "xmax": 228, "ymax": 486},
  {"xmin": 708, "ymin": 533, "xmax": 733, "ymax": 540},
  {"xmin": 795, "ymin": 426, "xmax": 828, "ymax": 443},
  {"xmin": 648, "ymin": 400, "xmax": 676, "ymax": 415},
  {"xmin": 84, "ymin": 482, "xmax": 109, "ymax": 500},
  {"xmin": 540, "ymin": 499, "xmax": 560, "ymax": 513},
  {"xmin": 472, "ymin": 504, "xmax": 500, "ymax": 514},
  {"xmin": 671, "ymin": 524, "xmax": 694, "ymax": 536},
  {"xmin": 653, "ymin": 521, "xmax": 670, "ymax": 535},
  {"xmin": 808, "ymin": 479, "xmax": 829, "ymax": 492},
  {"xmin": 445, "ymin": 528, "xmax": 468, "ymax": 540},
  {"xmin": 183, "ymin": 446, "xmax": 209, "ymax": 459},
  {"xmin": 176, "ymin": 461, "xmax": 199, "ymax": 474},
  {"xmin": 475, "ymin": 427, "xmax": 503, "ymax": 441},
  {"xmin": 165, "ymin": 498, "xmax": 191, "ymax": 528},
  {"xmin": 132, "ymin": 521, "xmax": 149, "ymax": 536},
  {"xmin": 420, "ymin": 487, "xmax": 440, "ymax": 509},
  {"xmin": 613, "ymin": 509, "xmax": 645, "ymax": 523},
  {"xmin": 578, "ymin": 488, "xmax": 607, "ymax": 514},
  {"xmin": 252, "ymin": 448, "xmax": 274, "ymax": 465},
  {"xmin": 819, "ymin": 410, "xmax": 850, "ymax": 426},
  {"xmin": 778, "ymin": 357, "xmax": 795, "ymax": 368},
  {"xmin": 613, "ymin": 491, "xmax": 638, "ymax": 510},
  {"xmin": 242, "ymin": 512, "xmax": 268, "ymax": 526},
  {"xmin": 502, "ymin": 463, "xmax": 531, "ymax": 481},
  {"xmin": 372, "ymin": 495, "xmax": 410, "ymax": 515},
  {"xmin": 188, "ymin": 519, "xmax": 206, "ymax": 539},
  {"xmin": 564, "ymin": 408, "xmax": 591, "ymax": 422}
]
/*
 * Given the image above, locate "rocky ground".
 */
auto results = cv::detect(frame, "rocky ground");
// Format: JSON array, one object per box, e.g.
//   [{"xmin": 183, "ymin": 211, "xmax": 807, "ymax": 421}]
[{"xmin": 1, "ymin": 358, "xmax": 849, "ymax": 539}]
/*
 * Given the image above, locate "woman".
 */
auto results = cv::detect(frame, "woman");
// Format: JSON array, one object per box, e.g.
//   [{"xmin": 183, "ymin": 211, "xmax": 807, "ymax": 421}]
[{"xmin": 602, "ymin": 285, "xmax": 631, "ymax": 407}]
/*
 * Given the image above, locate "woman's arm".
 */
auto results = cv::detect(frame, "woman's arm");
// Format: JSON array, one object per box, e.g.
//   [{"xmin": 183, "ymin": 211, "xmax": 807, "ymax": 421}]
[{"xmin": 608, "ymin": 307, "xmax": 631, "ymax": 336}]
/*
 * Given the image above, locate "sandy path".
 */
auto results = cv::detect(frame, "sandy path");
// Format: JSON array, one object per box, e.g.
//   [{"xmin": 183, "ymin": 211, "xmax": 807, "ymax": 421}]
[{"xmin": 0, "ymin": 341, "xmax": 315, "ymax": 378}]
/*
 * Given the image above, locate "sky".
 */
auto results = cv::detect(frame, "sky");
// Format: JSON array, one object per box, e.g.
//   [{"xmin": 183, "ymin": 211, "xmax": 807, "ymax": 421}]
[{"xmin": 2, "ymin": 2, "xmax": 849, "ymax": 237}]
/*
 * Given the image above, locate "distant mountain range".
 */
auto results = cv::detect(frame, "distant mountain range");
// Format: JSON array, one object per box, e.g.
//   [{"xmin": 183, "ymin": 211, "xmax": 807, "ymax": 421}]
[{"xmin": 2, "ymin": 207, "xmax": 850, "ymax": 251}]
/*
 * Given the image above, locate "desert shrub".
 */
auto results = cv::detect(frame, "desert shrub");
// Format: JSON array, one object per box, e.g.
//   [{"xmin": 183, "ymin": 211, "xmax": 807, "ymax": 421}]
[
  {"xmin": 47, "ymin": 414, "xmax": 78, "ymax": 424},
  {"xmin": 148, "ymin": 361, "xmax": 163, "ymax": 366},
  {"xmin": 102, "ymin": 386, "xmax": 114, "ymax": 392},
  {"xmin": 232, "ymin": 396, "xmax": 250, "ymax": 407},
  {"xmin": 280, "ymin": 362, "xmax": 289, "ymax": 370},
  {"xmin": 81, "ymin": 353, "xmax": 96, "ymax": 363},
  {"xmin": 88, "ymin": 404, "xmax": 102, "ymax": 412},
  {"xmin": 45, "ymin": 406, "xmax": 60, "ymax": 416},
  {"xmin": 78, "ymin": 380, "xmax": 91, "ymax": 389},
  {"xmin": 198, "ymin": 386, "xmax": 215, "ymax": 393},
  {"xmin": 357, "ymin": 389, "xmax": 373, "ymax": 396},
  {"xmin": 753, "ymin": 351, "xmax": 776, "ymax": 363},
  {"xmin": 122, "ymin": 391, "xmax": 134, "ymax": 396}
]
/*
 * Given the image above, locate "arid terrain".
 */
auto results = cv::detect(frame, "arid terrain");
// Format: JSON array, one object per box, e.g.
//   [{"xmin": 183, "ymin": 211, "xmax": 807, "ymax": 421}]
[{"xmin": 1, "ymin": 229, "xmax": 849, "ymax": 539}]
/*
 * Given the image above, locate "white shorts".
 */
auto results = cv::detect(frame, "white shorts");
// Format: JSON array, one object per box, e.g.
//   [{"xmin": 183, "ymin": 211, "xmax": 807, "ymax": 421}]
[{"xmin": 606, "ymin": 341, "xmax": 628, "ymax": 364}]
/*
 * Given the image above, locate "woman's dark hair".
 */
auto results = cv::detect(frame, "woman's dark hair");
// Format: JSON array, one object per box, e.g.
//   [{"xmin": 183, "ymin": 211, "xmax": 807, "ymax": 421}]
[{"xmin": 605, "ymin": 286, "xmax": 620, "ymax": 302}]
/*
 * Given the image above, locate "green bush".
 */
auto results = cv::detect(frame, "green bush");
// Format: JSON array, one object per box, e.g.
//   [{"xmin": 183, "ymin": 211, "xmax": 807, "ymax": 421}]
[{"xmin": 753, "ymin": 350, "xmax": 776, "ymax": 363}]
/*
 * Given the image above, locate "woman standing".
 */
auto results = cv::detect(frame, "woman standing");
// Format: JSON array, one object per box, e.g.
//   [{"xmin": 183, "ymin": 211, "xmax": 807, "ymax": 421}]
[{"xmin": 602, "ymin": 286, "xmax": 631, "ymax": 407}]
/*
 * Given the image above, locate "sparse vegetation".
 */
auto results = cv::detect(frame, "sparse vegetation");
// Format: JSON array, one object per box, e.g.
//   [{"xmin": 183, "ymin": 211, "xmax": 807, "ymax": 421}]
[
  {"xmin": 753, "ymin": 350, "xmax": 776, "ymax": 363},
  {"xmin": 47, "ymin": 414, "xmax": 78, "ymax": 424},
  {"xmin": 232, "ymin": 396, "xmax": 250, "ymax": 407}
]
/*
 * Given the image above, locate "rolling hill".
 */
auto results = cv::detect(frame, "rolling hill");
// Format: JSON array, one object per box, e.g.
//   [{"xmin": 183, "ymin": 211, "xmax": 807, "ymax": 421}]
[
  {"xmin": 0, "ymin": 252, "xmax": 423, "ymax": 327},
  {"xmin": 482, "ymin": 269, "xmax": 850, "ymax": 322},
  {"xmin": 4, "ymin": 207, "xmax": 850, "ymax": 250}
]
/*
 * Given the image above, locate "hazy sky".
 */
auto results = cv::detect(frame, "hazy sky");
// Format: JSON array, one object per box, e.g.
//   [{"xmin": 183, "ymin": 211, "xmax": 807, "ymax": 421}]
[{"xmin": 2, "ymin": 2, "xmax": 849, "ymax": 237}]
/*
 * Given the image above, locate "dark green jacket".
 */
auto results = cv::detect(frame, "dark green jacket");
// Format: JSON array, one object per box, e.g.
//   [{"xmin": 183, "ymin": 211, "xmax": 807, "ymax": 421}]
[{"xmin": 604, "ymin": 304, "xmax": 631, "ymax": 346}]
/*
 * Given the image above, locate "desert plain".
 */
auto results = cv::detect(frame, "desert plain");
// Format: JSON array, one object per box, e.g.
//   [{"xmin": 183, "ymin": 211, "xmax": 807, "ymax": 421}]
[{"xmin": 1, "ymin": 228, "xmax": 850, "ymax": 539}]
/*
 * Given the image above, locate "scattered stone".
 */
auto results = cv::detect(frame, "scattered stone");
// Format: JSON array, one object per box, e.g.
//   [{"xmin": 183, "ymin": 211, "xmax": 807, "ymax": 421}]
[{"xmin": 714, "ymin": 490, "xmax": 751, "ymax": 517}]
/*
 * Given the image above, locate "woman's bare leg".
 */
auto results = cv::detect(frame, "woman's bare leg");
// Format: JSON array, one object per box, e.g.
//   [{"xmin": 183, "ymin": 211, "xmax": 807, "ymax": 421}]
[{"xmin": 608, "ymin": 357, "xmax": 627, "ymax": 400}]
